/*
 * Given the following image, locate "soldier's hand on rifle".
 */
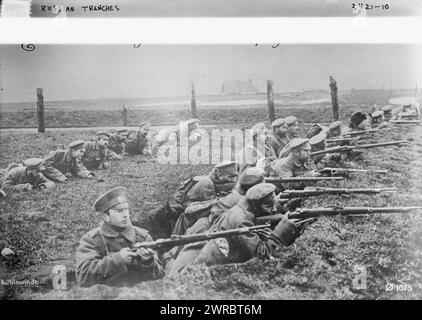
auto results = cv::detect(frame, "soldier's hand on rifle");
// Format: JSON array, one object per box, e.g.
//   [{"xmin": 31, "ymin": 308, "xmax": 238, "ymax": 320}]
[
  {"xmin": 136, "ymin": 247, "xmax": 156, "ymax": 265},
  {"xmin": 87, "ymin": 173, "xmax": 95, "ymax": 179},
  {"xmin": 119, "ymin": 247, "xmax": 138, "ymax": 265},
  {"xmin": 25, "ymin": 183, "xmax": 33, "ymax": 191},
  {"xmin": 253, "ymin": 227, "xmax": 272, "ymax": 241}
]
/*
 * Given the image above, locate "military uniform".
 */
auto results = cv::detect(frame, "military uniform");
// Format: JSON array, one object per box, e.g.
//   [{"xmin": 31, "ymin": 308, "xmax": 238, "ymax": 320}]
[
  {"xmin": 75, "ymin": 222, "xmax": 164, "ymax": 287},
  {"xmin": 42, "ymin": 147, "xmax": 93, "ymax": 183},
  {"xmin": 108, "ymin": 132, "xmax": 126, "ymax": 155},
  {"xmin": 265, "ymin": 130, "xmax": 290, "ymax": 158},
  {"xmin": 0, "ymin": 161, "xmax": 53, "ymax": 194},
  {"xmin": 82, "ymin": 141, "xmax": 110, "ymax": 170},
  {"xmin": 267, "ymin": 156, "xmax": 309, "ymax": 178},
  {"xmin": 125, "ymin": 131, "xmax": 153, "ymax": 156},
  {"xmin": 168, "ymin": 183, "xmax": 298, "ymax": 275},
  {"xmin": 144, "ymin": 161, "xmax": 238, "ymax": 238}
]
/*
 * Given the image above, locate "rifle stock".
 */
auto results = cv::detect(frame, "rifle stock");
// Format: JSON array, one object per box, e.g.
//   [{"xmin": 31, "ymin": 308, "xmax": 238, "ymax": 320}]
[{"xmin": 132, "ymin": 223, "xmax": 270, "ymax": 251}]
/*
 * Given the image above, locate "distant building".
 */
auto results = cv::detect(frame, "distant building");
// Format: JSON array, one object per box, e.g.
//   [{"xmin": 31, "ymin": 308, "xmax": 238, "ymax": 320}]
[{"xmin": 221, "ymin": 79, "xmax": 259, "ymax": 95}]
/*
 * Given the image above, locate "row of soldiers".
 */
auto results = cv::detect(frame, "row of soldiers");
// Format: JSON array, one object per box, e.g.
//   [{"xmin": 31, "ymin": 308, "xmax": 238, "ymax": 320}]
[
  {"xmin": 0, "ymin": 119, "xmax": 203, "ymax": 197},
  {"xmin": 1, "ymin": 103, "xmax": 417, "ymax": 287},
  {"xmin": 73, "ymin": 104, "xmax": 417, "ymax": 287}
]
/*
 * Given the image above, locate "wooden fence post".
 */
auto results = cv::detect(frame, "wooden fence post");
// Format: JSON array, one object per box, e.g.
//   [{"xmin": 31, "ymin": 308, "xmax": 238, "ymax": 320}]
[
  {"xmin": 122, "ymin": 104, "xmax": 128, "ymax": 126},
  {"xmin": 329, "ymin": 76, "xmax": 339, "ymax": 121},
  {"xmin": 36, "ymin": 88, "xmax": 45, "ymax": 133},
  {"xmin": 267, "ymin": 80, "xmax": 275, "ymax": 123},
  {"xmin": 191, "ymin": 82, "xmax": 197, "ymax": 118}
]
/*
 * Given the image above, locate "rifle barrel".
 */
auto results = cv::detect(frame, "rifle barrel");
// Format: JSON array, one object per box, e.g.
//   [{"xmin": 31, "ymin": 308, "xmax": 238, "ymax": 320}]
[
  {"xmin": 343, "ymin": 129, "xmax": 379, "ymax": 137},
  {"xmin": 289, "ymin": 206, "xmax": 422, "ymax": 219},
  {"xmin": 265, "ymin": 176, "xmax": 344, "ymax": 183},
  {"xmin": 320, "ymin": 167, "xmax": 388, "ymax": 174},
  {"xmin": 310, "ymin": 140, "xmax": 407, "ymax": 156},
  {"xmin": 134, "ymin": 224, "xmax": 269, "ymax": 250},
  {"xmin": 278, "ymin": 187, "xmax": 397, "ymax": 199}
]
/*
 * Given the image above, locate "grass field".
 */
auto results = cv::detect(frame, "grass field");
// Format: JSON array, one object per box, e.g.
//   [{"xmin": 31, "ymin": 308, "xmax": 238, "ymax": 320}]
[{"xmin": 1, "ymin": 107, "xmax": 422, "ymax": 299}]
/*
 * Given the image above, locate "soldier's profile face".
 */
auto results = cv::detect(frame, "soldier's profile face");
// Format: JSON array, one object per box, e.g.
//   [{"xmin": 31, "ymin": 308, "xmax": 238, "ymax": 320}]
[
  {"xmin": 98, "ymin": 137, "xmax": 109, "ymax": 148},
  {"xmin": 217, "ymin": 167, "xmax": 238, "ymax": 183},
  {"xmin": 259, "ymin": 194, "xmax": 276, "ymax": 215},
  {"xmin": 298, "ymin": 144, "xmax": 311, "ymax": 162},
  {"xmin": 358, "ymin": 119, "xmax": 371, "ymax": 130},
  {"xmin": 106, "ymin": 202, "xmax": 130, "ymax": 228},
  {"xmin": 287, "ymin": 122, "xmax": 299, "ymax": 136}
]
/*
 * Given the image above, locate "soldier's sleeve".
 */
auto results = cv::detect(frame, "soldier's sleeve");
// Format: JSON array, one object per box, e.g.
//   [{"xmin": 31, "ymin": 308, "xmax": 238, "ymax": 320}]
[
  {"xmin": 42, "ymin": 151, "xmax": 68, "ymax": 183},
  {"xmin": 0, "ymin": 170, "xmax": 30, "ymax": 193},
  {"xmin": 235, "ymin": 220, "xmax": 276, "ymax": 260},
  {"xmin": 71, "ymin": 160, "xmax": 94, "ymax": 179},
  {"xmin": 133, "ymin": 231, "xmax": 165, "ymax": 279},
  {"xmin": 75, "ymin": 233, "xmax": 128, "ymax": 287},
  {"xmin": 184, "ymin": 178, "xmax": 216, "ymax": 204}
]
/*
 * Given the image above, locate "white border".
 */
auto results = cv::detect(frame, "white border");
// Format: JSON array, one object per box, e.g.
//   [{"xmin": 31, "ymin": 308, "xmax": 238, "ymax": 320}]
[{"xmin": 0, "ymin": 18, "xmax": 422, "ymax": 44}]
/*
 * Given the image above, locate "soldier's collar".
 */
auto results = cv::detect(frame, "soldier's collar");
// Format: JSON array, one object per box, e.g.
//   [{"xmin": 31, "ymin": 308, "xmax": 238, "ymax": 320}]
[{"xmin": 101, "ymin": 222, "xmax": 135, "ymax": 242}]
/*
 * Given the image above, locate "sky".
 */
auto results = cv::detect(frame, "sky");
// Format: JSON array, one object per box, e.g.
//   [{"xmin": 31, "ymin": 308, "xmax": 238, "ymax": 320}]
[
  {"xmin": 28, "ymin": 0, "xmax": 422, "ymax": 17},
  {"xmin": 1, "ymin": 44, "xmax": 421, "ymax": 103}
]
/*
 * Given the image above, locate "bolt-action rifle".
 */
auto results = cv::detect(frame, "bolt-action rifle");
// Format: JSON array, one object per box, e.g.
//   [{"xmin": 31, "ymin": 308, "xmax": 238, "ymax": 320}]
[
  {"xmin": 132, "ymin": 224, "xmax": 270, "ymax": 251},
  {"xmin": 309, "ymin": 140, "xmax": 407, "ymax": 156},
  {"xmin": 318, "ymin": 167, "xmax": 388, "ymax": 175},
  {"xmin": 255, "ymin": 206, "xmax": 422, "ymax": 226},
  {"xmin": 277, "ymin": 187, "xmax": 397, "ymax": 199}
]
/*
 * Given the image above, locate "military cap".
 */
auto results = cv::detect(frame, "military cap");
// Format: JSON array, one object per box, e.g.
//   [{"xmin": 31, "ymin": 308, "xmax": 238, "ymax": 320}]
[
  {"xmin": 214, "ymin": 160, "xmax": 238, "ymax": 169},
  {"xmin": 139, "ymin": 122, "xmax": 151, "ymax": 129},
  {"xmin": 371, "ymin": 110, "xmax": 383, "ymax": 118},
  {"xmin": 94, "ymin": 186, "xmax": 127, "ymax": 213},
  {"xmin": 96, "ymin": 131, "xmax": 110, "ymax": 138},
  {"xmin": 187, "ymin": 119, "xmax": 200, "ymax": 125},
  {"xmin": 289, "ymin": 138, "xmax": 310, "ymax": 150},
  {"xmin": 382, "ymin": 105, "xmax": 393, "ymax": 112},
  {"xmin": 309, "ymin": 133, "xmax": 327, "ymax": 148},
  {"xmin": 68, "ymin": 140, "xmax": 86, "ymax": 150},
  {"xmin": 306, "ymin": 124, "xmax": 327, "ymax": 139},
  {"xmin": 285, "ymin": 116, "xmax": 298, "ymax": 126},
  {"xmin": 23, "ymin": 158, "xmax": 45, "ymax": 170},
  {"xmin": 271, "ymin": 118, "xmax": 285, "ymax": 128},
  {"xmin": 246, "ymin": 183, "xmax": 276, "ymax": 201},
  {"xmin": 238, "ymin": 167, "xmax": 265, "ymax": 186},
  {"xmin": 350, "ymin": 111, "xmax": 367, "ymax": 126},
  {"xmin": 329, "ymin": 121, "xmax": 342, "ymax": 130},
  {"xmin": 251, "ymin": 122, "xmax": 267, "ymax": 137}
]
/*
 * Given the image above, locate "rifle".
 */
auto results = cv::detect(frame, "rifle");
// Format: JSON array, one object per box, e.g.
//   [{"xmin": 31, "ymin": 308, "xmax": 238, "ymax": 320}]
[
  {"xmin": 309, "ymin": 140, "xmax": 407, "ymax": 156},
  {"xmin": 390, "ymin": 120, "xmax": 421, "ymax": 124},
  {"xmin": 255, "ymin": 206, "xmax": 422, "ymax": 226},
  {"xmin": 318, "ymin": 167, "xmax": 388, "ymax": 175},
  {"xmin": 132, "ymin": 224, "xmax": 270, "ymax": 251},
  {"xmin": 342, "ymin": 129, "xmax": 380, "ymax": 137},
  {"xmin": 265, "ymin": 176, "xmax": 344, "ymax": 184},
  {"xmin": 326, "ymin": 137, "xmax": 356, "ymax": 145},
  {"xmin": 278, "ymin": 187, "xmax": 397, "ymax": 199}
]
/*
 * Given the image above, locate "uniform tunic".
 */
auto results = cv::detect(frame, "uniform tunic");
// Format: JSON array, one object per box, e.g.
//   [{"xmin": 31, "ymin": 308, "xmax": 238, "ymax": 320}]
[
  {"xmin": 125, "ymin": 131, "xmax": 152, "ymax": 156},
  {"xmin": 82, "ymin": 141, "xmax": 109, "ymax": 170},
  {"xmin": 108, "ymin": 134, "xmax": 126, "ymax": 155},
  {"xmin": 265, "ymin": 131, "xmax": 290, "ymax": 158},
  {"xmin": 42, "ymin": 149, "xmax": 93, "ymax": 183},
  {"xmin": 0, "ymin": 165, "xmax": 52, "ymax": 194},
  {"xmin": 76, "ymin": 222, "xmax": 164, "ymax": 287},
  {"xmin": 168, "ymin": 198, "xmax": 281, "ymax": 275}
]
